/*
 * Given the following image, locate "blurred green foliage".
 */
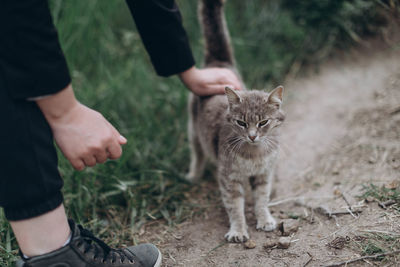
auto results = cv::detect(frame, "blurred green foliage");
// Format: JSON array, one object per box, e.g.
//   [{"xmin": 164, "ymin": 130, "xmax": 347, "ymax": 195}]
[{"xmin": 0, "ymin": 0, "xmax": 397, "ymax": 265}]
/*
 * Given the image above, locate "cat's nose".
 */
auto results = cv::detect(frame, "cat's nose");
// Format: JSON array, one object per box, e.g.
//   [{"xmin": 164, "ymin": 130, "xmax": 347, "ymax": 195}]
[{"xmin": 248, "ymin": 135, "xmax": 256, "ymax": 141}]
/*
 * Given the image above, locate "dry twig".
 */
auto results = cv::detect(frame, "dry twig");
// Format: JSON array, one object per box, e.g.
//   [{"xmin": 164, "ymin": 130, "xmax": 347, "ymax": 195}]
[
  {"xmin": 303, "ymin": 252, "xmax": 313, "ymax": 267},
  {"xmin": 268, "ymin": 196, "xmax": 332, "ymax": 207},
  {"xmin": 378, "ymin": 199, "xmax": 396, "ymax": 209},
  {"xmin": 314, "ymin": 206, "xmax": 363, "ymax": 217},
  {"xmin": 389, "ymin": 106, "xmax": 400, "ymax": 115},
  {"xmin": 323, "ymin": 249, "xmax": 400, "ymax": 267},
  {"xmin": 359, "ymin": 229, "xmax": 400, "ymax": 236}
]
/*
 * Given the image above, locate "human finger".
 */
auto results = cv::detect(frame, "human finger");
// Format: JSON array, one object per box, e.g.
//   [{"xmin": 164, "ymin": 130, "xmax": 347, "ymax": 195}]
[
  {"xmin": 118, "ymin": 135, "xmax": 127, "ymax": 145},
  {"xmin": 83, "ymin": 155, "xmax": 97, "ymax": 167},
  {"xmin": 107, "ymin": 142, "xmax": 123, "ymax": 160},
  {"xmin": 108, "ymin": 124, "xmax": 127, "ymax": 145},
  {"xmin": 216, "ymin": 70, "xmax": 242, "ymax": 90},
  {"xmin": 94, "ymin": 150, "xmax": 108, "ymax": 164},
  {"xmin": 202, "ymin": 84, "xmax": 229, "ymax": 96},
  {"xmin": 71, "ymin": 158, "xmax": 85, "ymax": 171},
  {"xmin": 223, "ymin": 71, "xmax": 243, "ymax": 90}
]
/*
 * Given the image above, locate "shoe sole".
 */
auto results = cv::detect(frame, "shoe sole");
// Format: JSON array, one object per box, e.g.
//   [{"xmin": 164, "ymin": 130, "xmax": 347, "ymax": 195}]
[
  {"xmin": 15, "ymin": 249, "xmax": 162, "ymax": 267},
  {"xmin": 154, "ymin": 248, "xmax": 162, "ymax": 267}
]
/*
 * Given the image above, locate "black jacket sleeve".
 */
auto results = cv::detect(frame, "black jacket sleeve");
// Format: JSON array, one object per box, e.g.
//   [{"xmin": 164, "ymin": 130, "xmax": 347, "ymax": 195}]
[
  {"xmin": 126, "ymin": 0, "xmax": 195, "ymax": 77},
  {"xmin": 0, "ymin": 0, "xmax": 195, "ymax": 99},
  {"xmin": 0, "ymin": 0, "xmax": 71, "ymax": 99}
]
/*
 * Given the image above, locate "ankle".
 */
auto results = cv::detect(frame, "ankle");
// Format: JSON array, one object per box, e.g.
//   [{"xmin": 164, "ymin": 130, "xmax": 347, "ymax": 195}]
[
  {"xmin": 21, "ymin": 231, "xmax": 72, "ymax": 259},
  {"xmin": 20, "ymin": 227, "xmax": 71, "ymax": 257},
  {"xmin": 10, "ymin": 204, "xmax": 71, "ymax": 257}
]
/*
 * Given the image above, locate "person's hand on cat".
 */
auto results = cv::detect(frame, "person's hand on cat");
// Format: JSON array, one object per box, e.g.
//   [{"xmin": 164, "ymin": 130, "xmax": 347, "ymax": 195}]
[
  {"xmin": 36, "ymin": 84, "xmax": 127, "ymax": 170},
  {"xmin": 179, "ymin": 66, "xmax": 242, "ymax": 96}
]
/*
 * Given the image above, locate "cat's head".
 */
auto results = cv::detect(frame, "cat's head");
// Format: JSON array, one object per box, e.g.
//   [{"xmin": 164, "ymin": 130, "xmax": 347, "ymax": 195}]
[{"xmin": 225, "ymin": 86, "xmax": 285, "ymax": 144}]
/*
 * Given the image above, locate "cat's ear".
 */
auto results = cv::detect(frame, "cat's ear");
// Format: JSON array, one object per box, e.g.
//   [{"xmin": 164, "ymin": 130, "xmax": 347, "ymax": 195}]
[
  {"xmin": 225, "ymin": 86, "xmax": 242, "ymax": 106},
  {"xmin": 267, "ymin": 85, "xmax": 284, "ymax": 108}
]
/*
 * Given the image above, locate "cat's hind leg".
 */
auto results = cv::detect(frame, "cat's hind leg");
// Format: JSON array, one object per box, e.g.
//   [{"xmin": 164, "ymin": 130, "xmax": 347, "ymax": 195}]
[
  {"xmin": 186, "ymin": 98, "xmax": 206, "ymax": 182},
  {"xmin": 250, "ymin": 173, "xmax": 277, "ymax": 231},
  {"xmin": 186, "ymin": 133, "xmax": 206, "ymax": 182},
  {"xmin": 218, "ymin": 177, "xmax": 249, "ymax": 242}
]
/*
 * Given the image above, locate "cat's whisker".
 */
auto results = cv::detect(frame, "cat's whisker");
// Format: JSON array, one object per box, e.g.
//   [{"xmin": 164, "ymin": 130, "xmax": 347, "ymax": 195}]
[
  {"xmin": 229, "ymin": 139, "xmax": 241, "ymax": 156},
  {"xmin": 187, "ymin": 0, "xmax": 285, "ymax": 242},
  {"xmin": 224, "ymin": 136, "xmax": 241, "ymax": 154},
  {"xmin": 259, "ymin": 136, "xmax": 279, "ymax": 153},
  {"xmin": 230, "ymin": 138, "xmax": 245, "ymax": 159},
  {"xmin": 278, "ymin": 142, "xmax": 291, "ymax": 158}
]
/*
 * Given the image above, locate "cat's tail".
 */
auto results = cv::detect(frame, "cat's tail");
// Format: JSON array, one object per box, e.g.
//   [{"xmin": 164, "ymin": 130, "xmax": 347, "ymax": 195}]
[{"xmin": 199, "ymin": 0, "xmax": 235, "ymax": 68}]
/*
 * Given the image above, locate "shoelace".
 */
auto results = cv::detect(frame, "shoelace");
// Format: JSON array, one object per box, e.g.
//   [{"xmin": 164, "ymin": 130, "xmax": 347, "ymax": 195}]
[{"xmin": 77, "ymin": 224, "xmax": 135, "ymax": 264}]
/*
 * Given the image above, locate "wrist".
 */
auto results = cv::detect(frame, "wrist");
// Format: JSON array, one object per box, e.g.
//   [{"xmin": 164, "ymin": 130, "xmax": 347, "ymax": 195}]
[
  {"xmin": 178, "ymin": 66, "xmax": 198, "ymax": 84},
  {"xmin": 36, "ymin": 84, "xmax": 80, "ymax": 122}
]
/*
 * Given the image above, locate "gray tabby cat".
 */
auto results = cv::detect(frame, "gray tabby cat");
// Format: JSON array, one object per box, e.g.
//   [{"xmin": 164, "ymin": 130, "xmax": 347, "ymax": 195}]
[{"xmin": 186, "ymin": 0, "xmax": 285, "ymax": 242}]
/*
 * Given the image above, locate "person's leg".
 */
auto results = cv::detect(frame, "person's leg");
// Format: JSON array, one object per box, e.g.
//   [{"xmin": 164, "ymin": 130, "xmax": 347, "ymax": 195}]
[
  {"xmin": 0, "ymin": 90, "xmax": 64, "ymax": 221},
  {"xmin": 0, "ymin": 87, "xmax": 69, "ymax": 255},
  {"xmin": 1, "ymin": 82, "xmax": 162, "ymax": 267},
  {"xmin": 10, "ymin": 204, "xmax": 70, "ymax": 257}
]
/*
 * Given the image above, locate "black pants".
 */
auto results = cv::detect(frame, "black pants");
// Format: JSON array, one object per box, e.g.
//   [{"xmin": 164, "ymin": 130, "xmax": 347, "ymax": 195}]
[
  {"xmin": 0, "ymin": 85, "xmax": 63, "ymax": 221},
  {"xmin": 0, "ymin": 0, "xmax": 195, "ymax": 221}
]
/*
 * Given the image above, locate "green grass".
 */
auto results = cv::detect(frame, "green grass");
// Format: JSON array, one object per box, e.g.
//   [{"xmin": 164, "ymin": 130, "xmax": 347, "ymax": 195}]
[
  {"xmin": 354, "ymin": 183, "xmax": 400, "ymax": 263},
  {"xmin": 0, "ymin": 0, "xmax": 396, "ymax": 265},
  {"xmin": 351, "ymin": 233, "xmax": 400, "ymax": 263},
  {"xmin": 360, "ymin": 183, "xmax": 400, "ymax": 206}
]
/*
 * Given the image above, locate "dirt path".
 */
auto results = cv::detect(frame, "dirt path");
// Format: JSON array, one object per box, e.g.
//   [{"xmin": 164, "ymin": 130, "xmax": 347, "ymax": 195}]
[{"xmin": 142, "ymin": 44, "xmax": 400, "ymax": 266}]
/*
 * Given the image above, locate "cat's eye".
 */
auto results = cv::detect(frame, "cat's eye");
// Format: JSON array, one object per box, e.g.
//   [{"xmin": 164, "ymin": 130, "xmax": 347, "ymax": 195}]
[
  {"xmin": 258, "ymin": 120, "xmax": 270, "ymax": 127},
  {"xmin": 236, "ymin": 120, "xmax": 247, "ymax": 128}
]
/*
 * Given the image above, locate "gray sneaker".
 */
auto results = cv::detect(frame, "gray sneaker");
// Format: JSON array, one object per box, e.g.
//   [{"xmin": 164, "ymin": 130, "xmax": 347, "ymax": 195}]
[{"xmin": 15, "ymin": 220, "xmax": 162, "ymax": 267}]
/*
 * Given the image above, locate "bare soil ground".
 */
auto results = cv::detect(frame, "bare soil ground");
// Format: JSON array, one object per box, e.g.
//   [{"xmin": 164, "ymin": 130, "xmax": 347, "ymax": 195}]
[{"xmin": 140, "ymin": 41, "xmax": 400, "ymax": 266}]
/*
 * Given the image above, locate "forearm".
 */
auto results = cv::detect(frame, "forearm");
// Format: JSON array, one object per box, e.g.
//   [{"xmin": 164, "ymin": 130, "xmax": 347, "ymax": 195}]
[
  {"xmin": 126, "ymin": 0, "xmax": 195, "ymax": 76},
  {"xmin": 35, "ymin": 84, "xmax": 79, "ymax": 123}
]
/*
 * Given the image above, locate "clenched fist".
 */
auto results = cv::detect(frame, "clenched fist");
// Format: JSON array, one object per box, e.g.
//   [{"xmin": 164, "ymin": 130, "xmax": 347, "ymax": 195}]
[{"xmin": 36, "ymin": 85, "xmax": 127, "ymax": 170}]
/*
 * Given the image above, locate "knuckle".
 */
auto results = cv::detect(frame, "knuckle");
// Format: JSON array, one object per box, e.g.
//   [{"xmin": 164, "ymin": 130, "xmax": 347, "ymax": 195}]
[
  {"xmin": 92, "ymin": 145, "xmax": 103, "ymax": 154},
  {"xmin": 81, "ymin": 150, "xmax": 91, "ymax": 158},
  {"xmin": 110, "ymin": 149, "xmax": 122, "ymax": 159},
  {"xmin": 110, "ymin": 154, "xmax": 119, "ymax": 160},
  {"xmin": 74, "ymin": 162, "xmax": 85, "ymax": 171},
  {"xmin": 108, "ymin": 134, "xmax": 116, "ymax": 143},
  {"xmin": 103, "ymin": 131, "xmax": 114, "ymax": 143},
  {"xmin": 95, "ymin": 152, "xmax": 107, "ymax": 163}
]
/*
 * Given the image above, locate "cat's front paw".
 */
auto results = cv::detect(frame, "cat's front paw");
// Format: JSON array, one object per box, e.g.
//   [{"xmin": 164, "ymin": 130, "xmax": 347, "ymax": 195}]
[
  {"xmin": 185, "ymin": 173, "xmax": 195, "ymax": 182},
  {"xmin": 256, "ymin": 216, "xmax": 277, "ymax": 232},
  {"xmin": 225, "ymin": 229, "xmax": 249, "ymax": 243},
  {"xmin": 185, "ymin": 172, "xmax": 199, "ymax": 183}
]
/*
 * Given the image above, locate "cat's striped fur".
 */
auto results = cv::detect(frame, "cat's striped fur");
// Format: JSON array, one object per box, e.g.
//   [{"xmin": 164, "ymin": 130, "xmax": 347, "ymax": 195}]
[{"xmin": 186, "ymin": 0, "xmax": 285, "ymax": 242}]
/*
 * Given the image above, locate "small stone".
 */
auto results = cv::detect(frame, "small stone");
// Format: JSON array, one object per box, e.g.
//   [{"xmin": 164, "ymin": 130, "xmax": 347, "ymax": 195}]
[
  {"xmin": 244, "ymin": 239, "xmax": 256, "ymax": 249},
  {"xmin": 278, "ymin": 213, "xmax": 289, "ymax": 219},
  {"xmin": 333, "ymin": 189, "xmax": 342, "ymax": 197},
  {"xmin": 365, "ymin": 196, "xmax": 375, "ymax": 203},
  {"xmin": 390, "ymin": 157, "xmax": 400, "ymax": 169},
  {"xmin": 277, "ymin": 237, "xmax": 291, "ymax": 249},
  {"xmin": 278, "ymin": 219, "xmax": 300, "ymax": 236},
  {"xmin": 263, "ymin": 240, "xmax": 277, "ymax": 249},
  {"xmin": 138, "ymin": 226, "xmax": 146, "ymax": 236},
  {"xmin": 385, "ymin": 180, "xmax": 399, "ymax": 190}
]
